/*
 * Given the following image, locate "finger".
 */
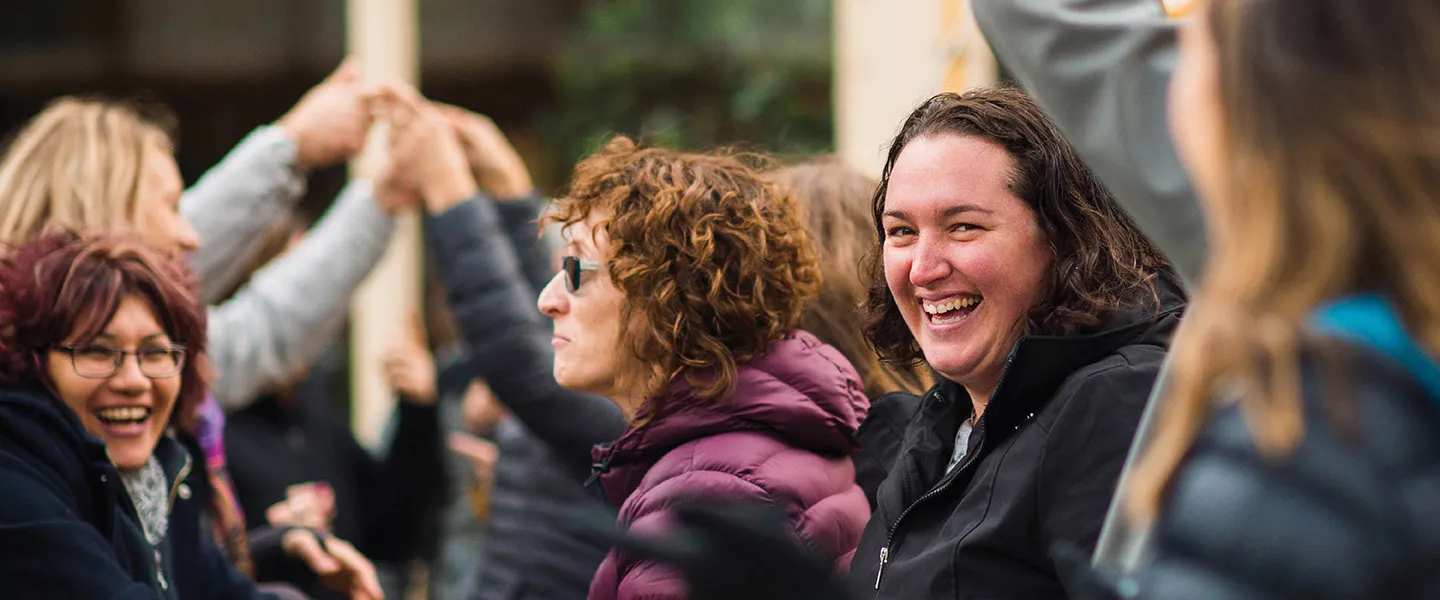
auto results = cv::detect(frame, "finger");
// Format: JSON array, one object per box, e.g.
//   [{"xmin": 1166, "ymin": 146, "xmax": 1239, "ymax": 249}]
[
  {"xmin": 291, "ymin": 532, "xmax": 341, "ymax": 575},
  {"xmin": 325, "ymin": 57, "xmax": 359, "ymax": 84},
  {"xmin": 448, "ymin": 432, "xmax": 499, "ymax": 464},
  {"xmin": 267, "ymin": 501, "xmax": 296, "ymax": 526},
  {"xmin": 407, "ymin": 312, "xmax": 428, "ymax": 346},
  {"xmin": 331, "ymin": 542, "xmax": 385, "ymax": 600}
]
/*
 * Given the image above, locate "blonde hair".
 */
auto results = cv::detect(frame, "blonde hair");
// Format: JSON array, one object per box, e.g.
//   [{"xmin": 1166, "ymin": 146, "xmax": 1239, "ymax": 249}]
[
  {"xmin": 1129, "ymin": 0, "xmax": 1440, "ymax": 520},
  {"xmin": 0, "ymin": 98, "xmax": 174, "ymax": 245},
  {"xmin": 773, "ymin": 158, "xmax": 931, "ymax": 398}
]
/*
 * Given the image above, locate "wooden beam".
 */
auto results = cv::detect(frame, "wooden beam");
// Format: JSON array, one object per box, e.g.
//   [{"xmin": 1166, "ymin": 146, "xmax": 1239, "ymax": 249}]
[
  {"xmin": 347, "ymin": 0, "xmax": 420, "ymax": 449},
  {"xmin": 834, "ymin": 0, "xmax": 996, "ymax": 177}
]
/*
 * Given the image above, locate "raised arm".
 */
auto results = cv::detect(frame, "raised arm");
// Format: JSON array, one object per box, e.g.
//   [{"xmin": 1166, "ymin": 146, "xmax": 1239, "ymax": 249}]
[
  {"xmin": 184, "ymin": 59, "xmax": 375, "ymax": 304},
  {"xmin": 971, "ymin": 0, "xmax": 1206, "ymax": 282},
  {"xmin": 207, "ymin": 181, "xmax": 398, "ymax": 412},
  {"xmin": 381, "ymin": 87, "xmax": 626, "ymax": 476}
]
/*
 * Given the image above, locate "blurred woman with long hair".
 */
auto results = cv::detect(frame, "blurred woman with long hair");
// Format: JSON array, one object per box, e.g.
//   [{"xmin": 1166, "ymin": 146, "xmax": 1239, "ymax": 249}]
[{"xmin": 1124, "ymin": 1, "xmax": 1440, "ymax": 597}]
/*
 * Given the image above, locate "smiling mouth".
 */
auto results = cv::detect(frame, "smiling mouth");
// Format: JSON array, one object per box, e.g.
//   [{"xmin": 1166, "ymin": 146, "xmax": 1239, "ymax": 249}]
[
  {"xmin": 95, "ymin": 406, "xmax": 152, "ymax": 428},
  {"xmin": 922, "ymin": 295, "xmax": 982, "ymax": 325}
]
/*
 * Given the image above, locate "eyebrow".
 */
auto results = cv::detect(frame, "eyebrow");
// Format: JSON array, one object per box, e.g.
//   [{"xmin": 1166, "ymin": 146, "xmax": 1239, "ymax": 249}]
[
  {"xmin": 89, "ymin": 333, "xmax": 171, "ymax": 344},
  {"xmin": 882, "ymin": 204, "xmax": 995, "ymax": 220}
]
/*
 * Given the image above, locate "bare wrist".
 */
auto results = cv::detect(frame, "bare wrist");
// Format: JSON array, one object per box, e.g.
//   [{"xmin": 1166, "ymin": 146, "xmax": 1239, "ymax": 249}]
[{"xmin": 423, "ymin": 171, "xmax": 480, "ymax": 213}]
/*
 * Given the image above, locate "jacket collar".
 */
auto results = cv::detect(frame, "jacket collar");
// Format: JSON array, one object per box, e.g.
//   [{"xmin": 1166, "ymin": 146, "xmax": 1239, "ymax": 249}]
[
  {"xmin": 592, "ymin": 330, "xmax": 868, "ymax": 505},
  {"xmin": 929, "ymin": 276, "xmax": 1186, "ymax": 438},
  {"xmin": 0, "ymin": 381, "xmax": 193, "ymax": 496}
]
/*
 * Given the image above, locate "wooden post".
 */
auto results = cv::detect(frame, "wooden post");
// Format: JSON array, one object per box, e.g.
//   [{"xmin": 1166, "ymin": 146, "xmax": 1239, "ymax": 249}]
[
  {"xmin": 834, "ymin": 0, "xmax": 996, "ymax": 176},
  {"xmin": 347, "ymin": 0, "xmax": 420, "ymax": 449}
]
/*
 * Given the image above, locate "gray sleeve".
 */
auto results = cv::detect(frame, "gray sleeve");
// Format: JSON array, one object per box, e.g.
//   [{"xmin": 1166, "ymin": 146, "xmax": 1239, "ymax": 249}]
[
  {"xmin": 181, "ymin": 126, "xmax": 307, "ymax": 306},
  {"xmin": 207, "ymin": 181, "xmax": 396, "ymax": 412},
  {"xmin": 972, "ymin": 0, "xmax": 1206, "ymax": 283}
]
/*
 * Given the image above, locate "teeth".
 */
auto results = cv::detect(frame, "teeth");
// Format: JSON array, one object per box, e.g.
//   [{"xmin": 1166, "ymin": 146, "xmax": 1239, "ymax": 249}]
[
  {"xmin": 96, "ymin": 407, "xmax": 150, "ymax": 422},
  {"xmin": 923, "ymin": 296, "xmax": 981, "ymax": 315}
]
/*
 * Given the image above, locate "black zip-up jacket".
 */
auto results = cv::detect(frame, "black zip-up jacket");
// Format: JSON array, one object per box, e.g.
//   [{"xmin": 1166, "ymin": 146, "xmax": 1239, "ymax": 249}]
[
  {"xmin": 850, "ymin": 280, "xmax": 1185, "ymax": 599},
  {"xmin": 0, "ymin": 383, "xmax": 274, "ymax": 600}
]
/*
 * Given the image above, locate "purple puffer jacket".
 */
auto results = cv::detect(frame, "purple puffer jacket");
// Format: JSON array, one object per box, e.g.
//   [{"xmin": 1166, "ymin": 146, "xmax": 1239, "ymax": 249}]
[{"xmin": 588, "ymin": 330, "xmax": 873, "ymax": 600}]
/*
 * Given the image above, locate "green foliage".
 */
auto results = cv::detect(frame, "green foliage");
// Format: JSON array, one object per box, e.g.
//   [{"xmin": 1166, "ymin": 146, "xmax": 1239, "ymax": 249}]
[{"xmin": 544, "ymin": 0, "xmax": 834, "ymax": 180}]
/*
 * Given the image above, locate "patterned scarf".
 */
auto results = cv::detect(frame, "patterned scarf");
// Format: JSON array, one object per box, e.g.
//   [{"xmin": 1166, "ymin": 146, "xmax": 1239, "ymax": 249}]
[
  {"xmin": 118, "ymin": 455, "xmax": 169, "ymax": 546},
  {"xmin": 196, "ymin": 395, "xmax": 255, "ymax": 576}
]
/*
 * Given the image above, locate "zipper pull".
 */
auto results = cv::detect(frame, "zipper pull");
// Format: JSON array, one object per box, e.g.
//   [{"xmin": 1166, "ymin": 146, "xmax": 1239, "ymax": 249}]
[
  {"xmin": 583, "ymin": 448, "xmax": 614, "ymax": 488},
  {"xmin": 874, "ymin": 546, "xmax": 889, "ymax": 590}
]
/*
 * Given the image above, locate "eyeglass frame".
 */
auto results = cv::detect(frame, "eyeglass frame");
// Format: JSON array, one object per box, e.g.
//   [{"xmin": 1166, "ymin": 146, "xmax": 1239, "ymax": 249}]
[
  {"xmin": 561, "ymin": 256, "xmax": 602, "ymax": 293},
  {"xmin": 51, "ymin": 344, "xmax": 188, "ymax": 379}
]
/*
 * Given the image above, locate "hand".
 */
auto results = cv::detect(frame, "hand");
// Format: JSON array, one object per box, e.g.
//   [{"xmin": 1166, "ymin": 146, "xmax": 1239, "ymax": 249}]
[
  {"xmin": 282, "ymin": 530, "xmax": 385, "ymax": 600},
  {"xmin": 460, "ymin": 379, "xmax": 506, "ymax": 434},
  {"xmin": 383, "ymin": 315, "xmax": 437, "ymax": 404},
  {"xmin": 359, "ymin": 144, "xmax": 421, "ymax": 215},
  {"xmin": 438, "ymin": 105, "xmax": 535, "ymax": 200},
  {"xmin": 277, "ymin": 58, "xmax": 376, "ymax": 170},
  {"xmin": 266, "ymin": 483, "xmax": 336, "ymax": 532},
  {"xmin": 447, "ymin": 432, "xmax": 499, "ymax": 484},
  {"xmin": 374, "ymin": 82, "xmax": 478, "ymax": 212}
]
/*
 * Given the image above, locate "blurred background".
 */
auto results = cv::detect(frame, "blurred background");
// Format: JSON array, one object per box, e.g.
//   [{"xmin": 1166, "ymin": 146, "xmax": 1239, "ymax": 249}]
[
  {"xmin": 0, "ymin": 0, "xmax": 998, "ymax": 439},
  {"xmin": 0, "ymin": 0, "xmax": 835, "ymax": 221}
]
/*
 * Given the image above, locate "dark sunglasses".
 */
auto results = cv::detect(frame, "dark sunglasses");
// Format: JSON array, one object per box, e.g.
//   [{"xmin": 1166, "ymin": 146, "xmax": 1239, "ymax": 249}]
[{"xmin": 561, "ymin": 256, "xmax": 601, "ymax": 293}]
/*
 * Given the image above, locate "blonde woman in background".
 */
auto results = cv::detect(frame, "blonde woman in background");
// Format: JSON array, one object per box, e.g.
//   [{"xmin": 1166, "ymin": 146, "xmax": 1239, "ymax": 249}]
[
  {"xmin": 0, "ymin": 60, "xmax": 405, "ymax": 412},
  {"xmin": 1114, "ymin": 0, "xmax": 1440, "ymax": 598}
]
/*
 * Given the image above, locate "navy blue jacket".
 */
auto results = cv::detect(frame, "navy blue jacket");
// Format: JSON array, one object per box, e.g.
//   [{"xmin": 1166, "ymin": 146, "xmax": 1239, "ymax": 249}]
[{"xmin": 0, "ymin": 383, "xmax": 272, "ymax": 600}]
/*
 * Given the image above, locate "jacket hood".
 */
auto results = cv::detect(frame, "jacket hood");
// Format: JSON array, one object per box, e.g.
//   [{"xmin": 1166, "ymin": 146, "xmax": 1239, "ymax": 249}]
[
  {"xmin": 0, "ymin": 383, "xmax": 96, "ymax": 454},
  {"xmin": 601, "ymin": 330, "xmax": 869, "ymax": 469}
]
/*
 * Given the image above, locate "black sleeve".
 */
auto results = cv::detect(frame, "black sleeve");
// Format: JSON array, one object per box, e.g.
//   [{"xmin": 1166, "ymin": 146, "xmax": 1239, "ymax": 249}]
[
  {"xmin": 1036, "ymin": 355, "xmax": 1158, "ymax": 562},
  {"xmin": 425, "ymin": 195, "xmax": 628, "ymax": 478},
  {"xmin": 493, "ymin": 192, "xmax": 558, "ymax": 295},
  {"xmin": 853, "ymin": 391, "xmax": 922, "ymax": 511},
  {"xmin": 352, "ymin": 401, "xmax": 447, "ymax": 563}
]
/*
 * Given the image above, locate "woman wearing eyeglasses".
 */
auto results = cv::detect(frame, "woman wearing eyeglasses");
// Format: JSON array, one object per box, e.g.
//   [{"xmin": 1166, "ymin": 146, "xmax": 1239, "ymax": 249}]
[
  {"xmin": 380, "ymin": 83, "xmax": 872, "ymax": 600},
  {"xmin": 0, "ymin": 233, "xmax": 381, "ymax": 600}
]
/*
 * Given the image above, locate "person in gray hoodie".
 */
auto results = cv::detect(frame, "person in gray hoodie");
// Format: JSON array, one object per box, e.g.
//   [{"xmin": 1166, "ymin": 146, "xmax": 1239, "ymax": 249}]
[{"xmin": 971, "ymin": 0, "xmax": 1204, "ymax": 283}]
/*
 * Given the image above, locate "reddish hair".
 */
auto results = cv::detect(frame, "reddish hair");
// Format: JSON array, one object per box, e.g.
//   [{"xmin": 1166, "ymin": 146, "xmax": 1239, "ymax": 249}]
[
  {"xmin": 545, "ymin": 137, "xmax": 821, "ymax": 416},
  {"xmin": 0, "ymin": 232, "xmax": 210, "ymax": 431}
]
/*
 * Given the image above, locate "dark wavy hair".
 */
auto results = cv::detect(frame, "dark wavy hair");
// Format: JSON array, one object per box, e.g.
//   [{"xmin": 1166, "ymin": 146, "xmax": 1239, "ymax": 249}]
[
  {"xmin": 545, "ymin": 137, "xmax": 821, "ymax": 416},
  {"xmin": 864, "ymin": 87, "xmax": 1174, "ymax": 366},
  {"xmin": 0, "ymin": 232, "xmax": 210, "ymax": 431}
]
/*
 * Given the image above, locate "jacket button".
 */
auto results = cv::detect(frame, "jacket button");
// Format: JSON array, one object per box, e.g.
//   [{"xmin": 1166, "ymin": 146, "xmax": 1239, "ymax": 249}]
[{"xmin": 178, "ymin": 483, "xmax": 191, "ymax": 500}]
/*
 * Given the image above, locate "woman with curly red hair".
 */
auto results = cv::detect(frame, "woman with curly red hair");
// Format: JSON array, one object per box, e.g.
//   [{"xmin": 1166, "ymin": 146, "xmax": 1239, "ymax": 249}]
[
  {"xmin": 380, "ymin": 84, "xmax": 872, "ymax": 600},
  {"xmin": 0, "ymin": 234, "xmax": 381, "ymax": 600}
]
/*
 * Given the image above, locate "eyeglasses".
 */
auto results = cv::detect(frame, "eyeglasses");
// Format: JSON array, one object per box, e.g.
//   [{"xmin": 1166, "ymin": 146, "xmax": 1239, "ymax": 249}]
[
  {"xmin": 561, "ymin": 256, "xmax": 601, "ymax": 293},
  {"xmin": 53, "ymin": 345, "xmax": 187, "ymax": 379}
]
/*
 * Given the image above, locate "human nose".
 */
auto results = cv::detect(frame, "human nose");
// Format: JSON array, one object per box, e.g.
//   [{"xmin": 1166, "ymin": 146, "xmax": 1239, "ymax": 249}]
[
  {"xmin": 106, "ymin": 353, "xmax": 153, "ymax": 393},
  {"xmin": 174, "ymin": 214, "xmax": 201, "ymax": 253},
  {"xmin": 909, "ymin": 234, "xmax": 953, "ymax": 289},
  {"xmin": 538, "ymin": 272, "xmax": 567, "ymax": 319}
]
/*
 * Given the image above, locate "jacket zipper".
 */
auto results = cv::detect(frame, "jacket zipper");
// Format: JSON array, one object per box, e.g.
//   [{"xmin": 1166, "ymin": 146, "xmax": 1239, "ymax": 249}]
[
  {"xmin": 583, "ymin": 445, "xmax": 615, "ymax": 488},
  {"xmin": 154, "ymin": 451, "xmax": 192, "ymax": 594},
  {"xmin": 873, "ymin": 347, "xmax": 1018, "ymax": 595}
]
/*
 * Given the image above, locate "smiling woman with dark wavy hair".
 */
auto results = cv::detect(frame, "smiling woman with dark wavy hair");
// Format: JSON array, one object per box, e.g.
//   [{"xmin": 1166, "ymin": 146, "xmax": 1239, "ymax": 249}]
[{"xmin": 849, "ymin": 87, "xmax": 1186, "ymax": 600}]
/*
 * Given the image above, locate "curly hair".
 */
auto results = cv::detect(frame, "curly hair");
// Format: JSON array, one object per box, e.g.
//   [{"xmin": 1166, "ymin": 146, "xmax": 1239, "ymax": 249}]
[
  {"xmin": 0, "ymin": 232, "xmax": 209, "ymax": 431},
  {"xmin": 864, "ymin": 87, "xmax": 1175, "ymax": 367},
  {"xmin": 545, "ymin": 137, "xmax": 821, "ymax": 415}
]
